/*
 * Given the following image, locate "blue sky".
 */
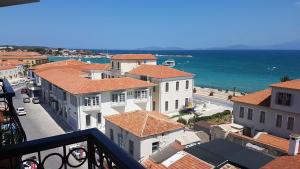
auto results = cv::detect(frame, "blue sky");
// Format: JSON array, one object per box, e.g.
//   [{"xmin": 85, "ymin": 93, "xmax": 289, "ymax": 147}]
[{"xmin": 1, "ymin": 0, "xmax": 300, "ymax": 49}]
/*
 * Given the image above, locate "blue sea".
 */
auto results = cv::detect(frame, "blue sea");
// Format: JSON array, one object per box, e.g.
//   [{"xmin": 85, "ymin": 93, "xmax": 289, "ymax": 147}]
[{"xmin": 48, "ymin": 50, "xmax": 300, "ymax": 93}]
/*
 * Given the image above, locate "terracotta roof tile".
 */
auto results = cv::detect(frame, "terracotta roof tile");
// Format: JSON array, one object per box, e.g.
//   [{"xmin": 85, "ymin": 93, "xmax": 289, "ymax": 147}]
[
  {"xmin": 128, "ymin": 65, "xmax": 193, "ymax": 79},
  {"xmin": 0, "ymin": 65, "xmax": 16, "ymax": 70},
  {"xmin": 231, "ymin": 89, "xmax": 271, "ymax": 107},
  {"xmin": 260, "ymin": 155, "xmax": 300, "ymax": 169},
  {"xmin": 111, "ymin": 54, "xmax": 157, "ymax": 60},
  {"xmin": 255, "ymin": 133, "xmax": 300, "ymax": 153},
  {"xmin": 104, "ymin": 110, "xmax": 184, "ymax": 137},
  {"xmin": 143, "ymin": 152, "xmax": 214, "ymax": 169},
  {"xmin": 270, "ymin": 79, "xmax": 300, "ymax": 90},
  {"xmin": 0, "ymin": 60, "xmax": 24, "ymax": 66}
]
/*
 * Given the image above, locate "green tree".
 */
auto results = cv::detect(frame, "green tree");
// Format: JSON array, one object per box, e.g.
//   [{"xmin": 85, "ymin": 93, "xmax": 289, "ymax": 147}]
[{"xmin": 280, "ymin": 75, "xmax": 292, "ymax": 82}]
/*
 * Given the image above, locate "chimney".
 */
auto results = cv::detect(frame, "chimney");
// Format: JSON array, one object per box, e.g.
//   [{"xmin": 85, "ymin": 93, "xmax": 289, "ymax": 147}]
[{"xmin": 288, "ymin": 133, "xmax": 300, "ymax": 156}]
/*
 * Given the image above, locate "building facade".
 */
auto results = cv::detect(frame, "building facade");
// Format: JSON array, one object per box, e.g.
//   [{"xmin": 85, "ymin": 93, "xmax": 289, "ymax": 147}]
[
  {"xmin": 110, "ymin": 54, "xmax": 157, "ymax": 77},
  {"xmin": 104, "ymin": 111, "xmax": 185, "ymax": 161},
  {"xmin": 232, "ymin": 80, "xmax": 300, "ymax": 138},
  {"xmin": 33, "ymin": 60, "xmax": 155, "ymax": 131},
  {"xmin": 127, "ymin": 65, "xmax": 194, "ymax": 114},
  {"xmin": 0, "ymin": 51, "xmax": 48, "ymax": 67}
]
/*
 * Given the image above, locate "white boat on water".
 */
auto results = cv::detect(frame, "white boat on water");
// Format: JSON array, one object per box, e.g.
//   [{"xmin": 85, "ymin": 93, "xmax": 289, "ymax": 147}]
[{"xmin": 162, "ymin": 59, "xmax": 175, "ymax": 67}]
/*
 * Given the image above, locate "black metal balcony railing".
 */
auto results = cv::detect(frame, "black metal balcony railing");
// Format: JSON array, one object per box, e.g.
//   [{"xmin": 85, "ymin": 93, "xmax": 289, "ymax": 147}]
[
  {"xmin": 0, "ymin": 78, "xmax": 26, "ymax": 146},
  {"xmin": 0, "ymin": 78, "xmax": 145, "ymax": 169},
  {"xmin": 0, "ymin": 128, "xmax": 145, "ymax": 169}
]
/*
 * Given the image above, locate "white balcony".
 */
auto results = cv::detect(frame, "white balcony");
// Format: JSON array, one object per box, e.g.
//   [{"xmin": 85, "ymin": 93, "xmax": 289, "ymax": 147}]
[{"xmin": 82, "ymin": 105, "xmax": 101, "ymax": 111}]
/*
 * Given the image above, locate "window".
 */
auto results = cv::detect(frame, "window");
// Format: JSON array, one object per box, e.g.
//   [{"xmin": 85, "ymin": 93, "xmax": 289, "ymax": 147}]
[
  {"xmin": 110, "ymin": 129, "xmax": 114, "ymax": 141},
  {"xmin": 260, "ymin": 111, "xmax": 265, "ymax": 123},
  {"xmin": 176, "ymin": 81, "xmax": 179, "ymax": 91},
  {"xmin": 112, "ymin": 93, "xmax": 126, "ymax": 103},
  {"xmin": 117, "ymin": 62, "xmax": 120, "ymax": 70},
  {"xmin": 63, "ymin": 92, "xmax": 67, "ymax": 100},
  {"xmin": 165, "ymin": 83, "xmax": 169, "ymax": 92},
  {"xmin": 276, "ymin": 114, "xmax": 283, "ymax": 128},
  {"xmin": 111, "ymin": 62, "xmax": 114, "ymax": 69},
  {"xmin": 97, "ymin": 113, "xmax": 102, "ymax": 124},
  {"xmin": 84, "ymin": 96, "xmax": 100, "ymax": 106},
  {"xmin": 247, "ymin": 108, "xmax": 253, "ymax": 120},
  {"xmin": 185, "ymin": 80, "xmax": 189, "ymax": 89},
  {"xmin": 70, "ymin": 95, "xmax": 77, "ymax": 106},
  {"xmin": 101, "ymin": 73, "xmax": 105, "ymax": 79},
  {"xmin": 287, "ymin": 117, "xmax": 294, "ymax": 130},
  {"xmin": 185, "ymin": 98, "xmax": 189, "ymax": 107},
  {"xmin": 175, "ymin": 100, "xmax": 179, "ymax": 109},
  {"xmin": 152, "ymin": 142, "xmax": 159, "ymax": 153},
  {"xmin": 86, "ymin": 115, "xmax": 91, "ymax": 127},
  {"xmin": 165, "ymin": 101, "xmax": 168, "ymax": 111},
  {"xmin": 140, "ymin": 76, "xmax": 147, "ymax": 81},
  {"xmin": 118, "ymin": 133, "xmax": 124, "ymax": 148},
  {"xmin": 49, "ymin": 83, "xmax": 52, "ymax": 90},
  {"xmin": 138, "ymin": 61, "xmax": 141, "ymax": 65},
  {"xmin": 135, "ymin": 90, "xmax": 147, "ymax": 99},
  {"xmin": 276, "ymin": 92, "xmax": 292, "ymax": 106},
  {"xmin": 239, "ymin": 107, "xmax": 244, "ymax": 118},
  {"xmin": 153, "ymin": 101, "xmax": 155, "ymax": 111},
  {"xmin": 153, "ymin": 86, "xmax": 156, "ymax": 93},
  {"xmin": 129, "ymin": 140, "xmax": 134, "ymax": 156}
]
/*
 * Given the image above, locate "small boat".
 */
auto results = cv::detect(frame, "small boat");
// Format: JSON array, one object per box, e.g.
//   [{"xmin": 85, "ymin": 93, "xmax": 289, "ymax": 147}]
[{"xmin": 162, "ymin": 59, "xmax": 175, "ymax": 67}]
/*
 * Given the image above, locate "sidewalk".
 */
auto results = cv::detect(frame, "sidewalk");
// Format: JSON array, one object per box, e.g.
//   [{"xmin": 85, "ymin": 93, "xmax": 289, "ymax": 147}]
[{"xmin": 40, "ymin": 103, "xmax": 74, "ymax": 132}]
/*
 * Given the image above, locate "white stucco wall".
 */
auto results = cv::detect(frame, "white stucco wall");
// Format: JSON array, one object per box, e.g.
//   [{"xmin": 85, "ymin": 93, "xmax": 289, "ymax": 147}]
[
  {"xmin": 270, "ymin": 87, "xmax": 300, "ymax": 113},
  {"xmin": 233, "ymin": 102, "xmax": 300, "ymax": 138},
  {"xmin": 111, "ymin": 60, "xmax": 157, "ymax": 76},
  {"xmin": 105, "ymin": 120, "xmax": 184, "ymax": 161}
]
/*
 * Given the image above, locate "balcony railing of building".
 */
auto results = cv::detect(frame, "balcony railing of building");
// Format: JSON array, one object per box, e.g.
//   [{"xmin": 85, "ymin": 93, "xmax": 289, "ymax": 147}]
[
  {"xmin": 0, "ymin": 128, "xmax": 145, "ymax": 169},
  {"xmin": 0, "ymin": 78, "xmax": 144, "ymax": 169},
  {"xmin": 0, "ymin": 78, "xmax": 26, "ymax": 146}
]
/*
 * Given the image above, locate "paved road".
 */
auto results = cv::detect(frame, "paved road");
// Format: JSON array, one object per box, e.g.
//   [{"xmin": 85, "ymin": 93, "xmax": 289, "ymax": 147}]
[
  {"xmin": 193, "ymin": 94, "xmax": 233, "ymax": 108},
  {"xmin": 13, "ymin": 87, "xmax": 87, "ymax": 169}
]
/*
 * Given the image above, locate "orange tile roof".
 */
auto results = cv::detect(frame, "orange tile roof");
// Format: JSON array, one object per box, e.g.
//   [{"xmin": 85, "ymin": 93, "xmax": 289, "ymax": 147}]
[
  {"xmin": 256, "ymin": 133, "xmax": 291, "ymax": 152},
  {"xmin": 111, "ymin": 54, "xmax": 157, "ymax": 60},
  {"xmin": 36, "ymin": 69, "xmax": 155, "ymax": 94},
  {"xmin": 231, "ymin": 89, "xmax": 271, "ymax": 107},
  {"xmin": 104, "ymin": 110, "xmax": 184, "ymax": 137},
  {"xmin": 128, "ymin": 65, "xmax": 193, "ymax": 79},
  {"xmin": 0, "ymin": 65, "xmax": 16, "ymax": 70},
  {"xmin": 79, "ymin": 63, "xmax": 111, "ymax": 71},
  {"xmin": 143, "ymin": 153, "xmax": 214, "ymax": 169},
  {"xmin": 0, "ymin": 51, "xmax": 47, "ymax": 59},
  {"xmin": 0, "ymin": 60, "xmax": 24, "ymax": 66},
  {"xmin": 270, "ymin": 79, "xmax": 300, "ymax": 90},
  {"xmin": 260, "ymin": 155, "xmax": 300, "ymax": 169}
]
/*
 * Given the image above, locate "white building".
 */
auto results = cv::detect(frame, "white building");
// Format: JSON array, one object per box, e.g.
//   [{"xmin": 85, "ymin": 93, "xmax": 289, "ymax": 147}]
[
  {"xmin": 110, "ymin": 54, "xmax": 157, "ymax": 77},
  {"xmin": 104, "ymin": 110, "xmax": 185, "ymax": 161},
  {"xmin": 0, "ymin": 60, "xmax": 24, "ymax": 83},
  {"xmin": 127, "ymin": 64, "xmax": 194, "ymax": 114},
  {"xmin": 32, "ymin": 60, "xmax": 155, "ymax": 131},
  {"xmin": 232, "ymin": 79, "xmax": 300, "ymax": 138}
]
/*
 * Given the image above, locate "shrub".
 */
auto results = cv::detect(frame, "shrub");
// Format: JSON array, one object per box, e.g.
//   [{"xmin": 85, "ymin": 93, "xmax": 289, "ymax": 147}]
[
  {"xmin": 209, "ymin": 91, "xmax": 214, "ymax": 96},
  {"xmin": 193, "ymin": 88, "xmax": 197, "ymax": 93},
  {"xmin": 228, "ymin": 95, "xmax": 233, "ymax": 100},
  {"xmin": 177, "ymin": 117, "xmax": 187, "ymax": 125}
]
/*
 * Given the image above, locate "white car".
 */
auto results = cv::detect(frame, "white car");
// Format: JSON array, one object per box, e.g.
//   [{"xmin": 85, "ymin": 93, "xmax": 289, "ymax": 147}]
[
  {"xmin": 69, "ymin": 144, "xmax": 86, "ymax": 161},
  {"xmin": 18, "ymin": 78, "xmax": 26, "ymax": 84},
  {"xmin": 16, "ymin": 107, "xmax": 26, "ymax": 116},
  {"xmin": 11, "ymin": 81, "xmax": 18, "ymax": 86}
]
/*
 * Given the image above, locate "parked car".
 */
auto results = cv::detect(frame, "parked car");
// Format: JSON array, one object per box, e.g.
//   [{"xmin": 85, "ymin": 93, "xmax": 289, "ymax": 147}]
[
  {"xmin": 11, "ymin": 81, "xmax": 18, "ymax": 86},
  {"xmin": 32, "ymin": 97, "xmax": 40, "ymax": 104},
  {"xmin": 21, "ymin": 88, "xmax": 28, "ymax": 94},
  {"xmin": 18, "ymin": 78, "xmax": 26, "ymax": 84},
  {"xmin": 22, "ymin": 156, "xmax": 38, "ymax": 169},
  {"xmin": 16, "ymin": 107, "xmax": 26, "ymax": 116},
  {"xmin": 23, "ymin": 97, "xmax": 31, "ymax": 103},
  {"xmin": 69, "ymin": 144, "xmax": 86, "ymax": 161}
]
